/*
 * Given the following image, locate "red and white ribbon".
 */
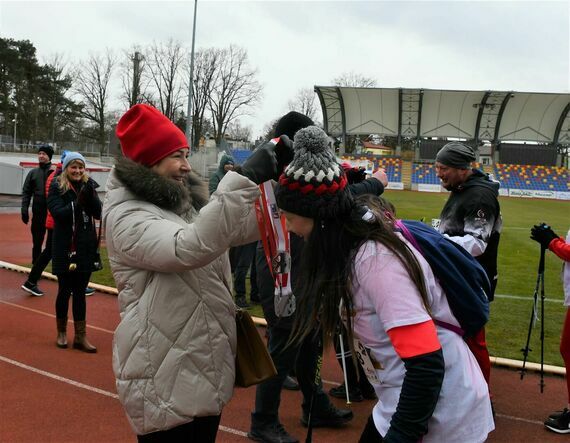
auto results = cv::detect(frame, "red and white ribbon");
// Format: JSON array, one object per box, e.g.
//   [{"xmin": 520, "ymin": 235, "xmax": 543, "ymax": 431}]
[{"xmin": 255, "ymin": 177, "xmax": 295, "ymax": 317}]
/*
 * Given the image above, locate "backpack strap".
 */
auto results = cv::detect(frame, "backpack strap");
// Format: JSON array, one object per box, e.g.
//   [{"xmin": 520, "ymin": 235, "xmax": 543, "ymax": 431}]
[
  {"xmin": 394, "ymin": 219, "xmax": 423, "ymax": 253},
  {"xmin": 433, "ymin": 319, "xmax": 464, "ymax": 336}
]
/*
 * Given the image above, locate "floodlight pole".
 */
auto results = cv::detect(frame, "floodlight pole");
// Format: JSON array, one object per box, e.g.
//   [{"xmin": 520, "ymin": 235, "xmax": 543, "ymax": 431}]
[
  {"xmin": 12, "ymin": 113, "xmax": 17, "ymax": 150},
  {"xmin": 185, "ymin": 0, "xmax": 198, "ymax": 148}
]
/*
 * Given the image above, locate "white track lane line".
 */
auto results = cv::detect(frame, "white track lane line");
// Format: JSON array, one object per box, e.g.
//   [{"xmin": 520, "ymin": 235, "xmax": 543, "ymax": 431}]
[
  {"xmin": 0, "ymin": 300, "xmax": 115, "ymax": 333},
  {"xmin": 0, "ymin": 354, "xmax": 249, "ymax": 437},
  {"xmin": 0, "ymin": 354, "xmax": 119, "ymax": 399}
]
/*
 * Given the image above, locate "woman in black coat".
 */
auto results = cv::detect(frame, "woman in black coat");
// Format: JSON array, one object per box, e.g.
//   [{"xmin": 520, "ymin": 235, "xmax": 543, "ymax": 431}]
[{"xmin": 47, "ymin": 152, "xmax": 102, "ymax": 353}]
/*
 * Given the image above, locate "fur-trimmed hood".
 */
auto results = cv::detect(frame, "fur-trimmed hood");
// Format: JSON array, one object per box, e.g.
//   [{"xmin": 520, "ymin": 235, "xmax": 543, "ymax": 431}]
[{"xmin": 113, "ymin": 156, "xmax": 208, "ymax": 215}]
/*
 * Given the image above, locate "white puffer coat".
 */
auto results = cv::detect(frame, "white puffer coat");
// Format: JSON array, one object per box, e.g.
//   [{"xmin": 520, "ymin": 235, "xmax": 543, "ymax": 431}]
[{"xmin": 103, "ymin": 158, "xmax": 259, "ymax": 435}]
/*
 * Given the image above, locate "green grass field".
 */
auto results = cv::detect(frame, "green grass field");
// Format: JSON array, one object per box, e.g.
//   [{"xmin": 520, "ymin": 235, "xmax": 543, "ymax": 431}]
[{"xmin": 89, "ymin": 190, "xmax": 570, "ymax": 366}]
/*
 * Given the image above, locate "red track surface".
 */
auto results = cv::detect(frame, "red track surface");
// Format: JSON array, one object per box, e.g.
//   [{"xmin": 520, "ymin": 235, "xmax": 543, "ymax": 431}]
[{"xmin": 0, "ymin": 210, "xmax": 568, "ymax": 442}]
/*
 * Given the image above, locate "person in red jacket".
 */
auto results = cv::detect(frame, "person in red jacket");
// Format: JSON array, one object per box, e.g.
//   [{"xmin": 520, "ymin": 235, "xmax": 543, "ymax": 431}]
[{"xmin": 531, "ymin": 223, "xmax": 570, "ymax": 434}]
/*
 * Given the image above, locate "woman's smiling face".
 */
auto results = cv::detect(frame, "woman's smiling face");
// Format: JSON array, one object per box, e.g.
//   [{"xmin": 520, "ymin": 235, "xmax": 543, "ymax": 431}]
[
  {"xmin": 151, "ymin": 149, "xmax": 191, "ymax": 182},
  {"xmin": 65, "ymin": 160, "xmax": 85, "ymax": 181}
]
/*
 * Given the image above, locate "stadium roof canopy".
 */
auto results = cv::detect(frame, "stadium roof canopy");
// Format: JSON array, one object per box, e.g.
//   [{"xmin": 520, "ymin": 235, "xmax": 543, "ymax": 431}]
[{"xmin": 314, "ymin": 87, "xmax": 570, "ymax": 146}]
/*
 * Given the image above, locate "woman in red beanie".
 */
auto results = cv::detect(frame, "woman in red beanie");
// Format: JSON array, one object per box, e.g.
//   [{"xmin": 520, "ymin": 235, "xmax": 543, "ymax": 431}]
[{"xmin": 103, "ymin": 104, "xmax": 292, "ymax": 442}]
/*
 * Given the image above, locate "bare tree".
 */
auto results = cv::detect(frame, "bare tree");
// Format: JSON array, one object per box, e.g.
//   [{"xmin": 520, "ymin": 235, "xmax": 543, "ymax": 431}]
[
  {"xmin": 262, "ymin": 118, "xmax": 279, "ymax": 140},
  {"xmin": 74, "ymin": 49, "xmax": 116, "ymax": 152},
  {"xmin": 183, "ymin": 48, "xmax": 220, "ymax": 149},
  {"xmin": 332, "ymin": 71, "xmax": 377, "ymax": 87},
  {"xmin": 208, "ymin": 45, "xmax": 262, "ymax": 144},
  {"xmin": 147, "ymin": 39, "xmax": 185, "ymax": 120},
  {"xmin": 287, "ymin": 87, "xmax": 320, "ymax": 123},
  {"xmin": 226, "ymin": 120, "xmax": 252, "ymax": 142},
  {"xmin": 119, "ymin": 46, "xmax": 153, "ymax": 108}
]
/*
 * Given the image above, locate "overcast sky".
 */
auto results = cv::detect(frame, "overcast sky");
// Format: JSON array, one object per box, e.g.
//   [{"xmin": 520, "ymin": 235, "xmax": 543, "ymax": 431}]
[{"xmin": 1, "ymin": 0, "xmax": 569, "ymax": 138}]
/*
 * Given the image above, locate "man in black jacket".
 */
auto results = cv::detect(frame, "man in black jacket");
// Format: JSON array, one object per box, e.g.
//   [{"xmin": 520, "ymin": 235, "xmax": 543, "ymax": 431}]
[
  {"xmin": 435, "ymin": 141, "xmax": 502, "ymax": 389},
  {"xmin": 21, "ymin": 145, "xmax": 55, "ymax": 264},
  {"xmin": 249, "ymin": 112, "xmax": 387, "ymax": 443}
]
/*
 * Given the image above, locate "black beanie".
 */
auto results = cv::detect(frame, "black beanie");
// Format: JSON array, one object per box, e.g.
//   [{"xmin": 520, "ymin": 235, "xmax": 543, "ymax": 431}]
[
  {"xmin": 435, "ymin": 142, "xmax": 475, "ymax": 169},
  {"xmin": 274, "ymin": 111, "xmax": 314, "ymax": 139},
  {"xmin": 275, "ymin": 126, "xmax": 353, "ymax": 220},
  {"xmin": 38, "ymin": 144, "xmax": 54, "ymax": 160}
]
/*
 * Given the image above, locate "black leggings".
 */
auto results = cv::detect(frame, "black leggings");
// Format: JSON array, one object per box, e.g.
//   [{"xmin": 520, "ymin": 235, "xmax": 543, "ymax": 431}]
[
  {"xmin": 137, "ymin": 415, "xmax": 221, "ymax": 443},
  {"xmin": 55, "ymin": 272, "xmax": 91, "ymax": 321},
  {"xmin": 31, "ymin": 212, "xmax": 47, "ymax": 264},
  {"xmin": 28, "ymin": 229, "xmax": 53, "ymax": 284}
]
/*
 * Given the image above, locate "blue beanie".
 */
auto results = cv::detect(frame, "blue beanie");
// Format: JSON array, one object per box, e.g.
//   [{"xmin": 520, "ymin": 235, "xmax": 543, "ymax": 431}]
[
  {"xmin": 63, "ymin": 152, "xmax": 86, "ymax": 170},
  {"xmin": 60, "ymin": 150, "xmax": 70, "ymax": 165}
]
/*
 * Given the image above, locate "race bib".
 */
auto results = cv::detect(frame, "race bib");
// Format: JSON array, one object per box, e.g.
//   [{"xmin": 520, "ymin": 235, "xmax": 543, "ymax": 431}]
[{"xmin": 353, "ymin": 338, "xmax": 381, "ymax": 385}]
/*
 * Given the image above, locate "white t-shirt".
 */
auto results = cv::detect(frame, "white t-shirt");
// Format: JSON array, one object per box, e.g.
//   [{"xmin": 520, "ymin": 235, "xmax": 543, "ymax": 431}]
[{"xmin": 351, "ymin": 237, "xmax": 495, "ymax": 443}]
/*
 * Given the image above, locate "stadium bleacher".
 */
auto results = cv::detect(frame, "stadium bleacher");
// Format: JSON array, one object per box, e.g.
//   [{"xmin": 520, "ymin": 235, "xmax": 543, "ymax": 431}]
[
  {"xmin": 375, "ymin": 157, "xmax": 402, "ymax": 182},
  {"xmin": 494, "ymin": 163, "xmax": 569, "ymax": 192},
  {"xmin": 412, "ymin": 163, "xmax": 439, "ymax": 185},
  {"xmin": 412, "ymin": 162, "xmax": 483, "ymax": 185},
  {"xmin": 340, "ymin": 155, "xmax": 402, "ymax": 183}
]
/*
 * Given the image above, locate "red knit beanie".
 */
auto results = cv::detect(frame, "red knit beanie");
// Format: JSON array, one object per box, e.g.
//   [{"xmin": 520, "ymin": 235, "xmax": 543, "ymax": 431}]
[{"xmin": 116, "ymin": 104, "xmax": 188, "ymax": 166}]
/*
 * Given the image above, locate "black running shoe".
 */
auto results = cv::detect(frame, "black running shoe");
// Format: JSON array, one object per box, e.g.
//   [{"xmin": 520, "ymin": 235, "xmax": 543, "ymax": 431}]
[
  {"xmin": 21, "ymin": 281, "xmax": 44, "ymax": 297},
  {"xmin": 248, "ymin": 422, "xmax": 299, "ymax": 443},
  {"xmin": 301, "ymin": 405, "xmax": 353, "ymax": 428},
  {"xmin": 545, "ymin": 408, "xmax": 570, "ymax": 434},
  {"xmin": 329, "ymin": 383, "xmax": 364, "ymax": 402}
]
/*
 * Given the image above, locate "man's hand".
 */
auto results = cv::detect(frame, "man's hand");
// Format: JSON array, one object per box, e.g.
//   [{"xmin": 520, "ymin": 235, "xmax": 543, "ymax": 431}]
[
  {"xmin": 21, "ymin": 210, "xmax": 29, "ymax": 224},
  {"xmin": 238, "ymin": 136, "xmax": 294, "ymax": 184},
  {"xmin": 530, "ymin": 223, "xmax": 559, "ymax": 249},
  {"xmin": 371, "ymin": 168, "xmax": 389, "ymax": 187}
]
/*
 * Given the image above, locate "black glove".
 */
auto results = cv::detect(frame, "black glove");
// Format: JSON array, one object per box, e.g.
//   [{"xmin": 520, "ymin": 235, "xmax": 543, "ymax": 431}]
[
  {"xmin": 238, "ymin": 136, "xmax": 294, "ymax": 184},
  {"xmin": 346, "ymin": 166, "xmax": 367, "ymax": 184},
  {"xmin": 21, "ymin": 210, "xmax": 29, "ymax": 224},
  {"xmin": 275, "ymin": 135, "xmax": 294, "ymax": 175},
  {"xmin": 530, "ymin": 223, "xmax": 559, "ymax": 249}
]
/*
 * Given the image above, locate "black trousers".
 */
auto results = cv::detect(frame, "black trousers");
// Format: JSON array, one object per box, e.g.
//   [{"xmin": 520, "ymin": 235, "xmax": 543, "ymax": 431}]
[
  {"xmin": 251, "ymin": 324, "xmax": 332, "ymax": 428},
  {"xmin": 28, "ymin": 229, "xmax": 53, "ymax": 284},
  {"xmin": 55, "ymin": 271, "xmax": 91, "ymax": 321},
  {"xmin": 137, "ymin": 415, "xmax": 221, "ymax": 443},
  {"xmin": 252, "ymin": 244, "xmax": 334, "ymax": 429},
  {"xmin": 30, "ymin": 211, "xmax": 47, "ymax": 264},
  {"xmin": 231, "ymin": 241, "xmax": 258, "ymax": 299}
]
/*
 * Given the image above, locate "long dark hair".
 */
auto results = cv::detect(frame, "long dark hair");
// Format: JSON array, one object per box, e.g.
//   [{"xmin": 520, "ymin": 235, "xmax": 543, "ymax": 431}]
[{"xmin": 290, "ymin": 194, "xmax": 430, "ymax": 348}]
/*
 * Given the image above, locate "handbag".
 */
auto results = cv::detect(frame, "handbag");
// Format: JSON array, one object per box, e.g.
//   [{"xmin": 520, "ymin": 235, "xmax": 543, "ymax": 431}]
[{"xmin": 235, "ymin": 309, "xmax": 277, "ymax": 387}]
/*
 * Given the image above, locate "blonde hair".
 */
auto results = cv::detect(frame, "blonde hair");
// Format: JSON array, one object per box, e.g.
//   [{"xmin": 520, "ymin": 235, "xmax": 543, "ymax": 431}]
[{"xmin": 58, "ymin": 160, "xmax": 89, "ymax": 193}]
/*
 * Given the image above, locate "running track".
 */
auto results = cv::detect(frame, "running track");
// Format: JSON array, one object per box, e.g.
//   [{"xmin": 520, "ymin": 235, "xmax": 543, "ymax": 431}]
[{"xmin": 0, "ymin": 210, "xmax": 567, "ymax": 442}]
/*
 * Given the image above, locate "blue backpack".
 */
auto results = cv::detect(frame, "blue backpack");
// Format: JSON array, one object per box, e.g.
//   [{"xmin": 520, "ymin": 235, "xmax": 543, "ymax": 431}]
[{"xmin": 395, "ymin": 220, "xmax": 490, "ymax": 338}]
